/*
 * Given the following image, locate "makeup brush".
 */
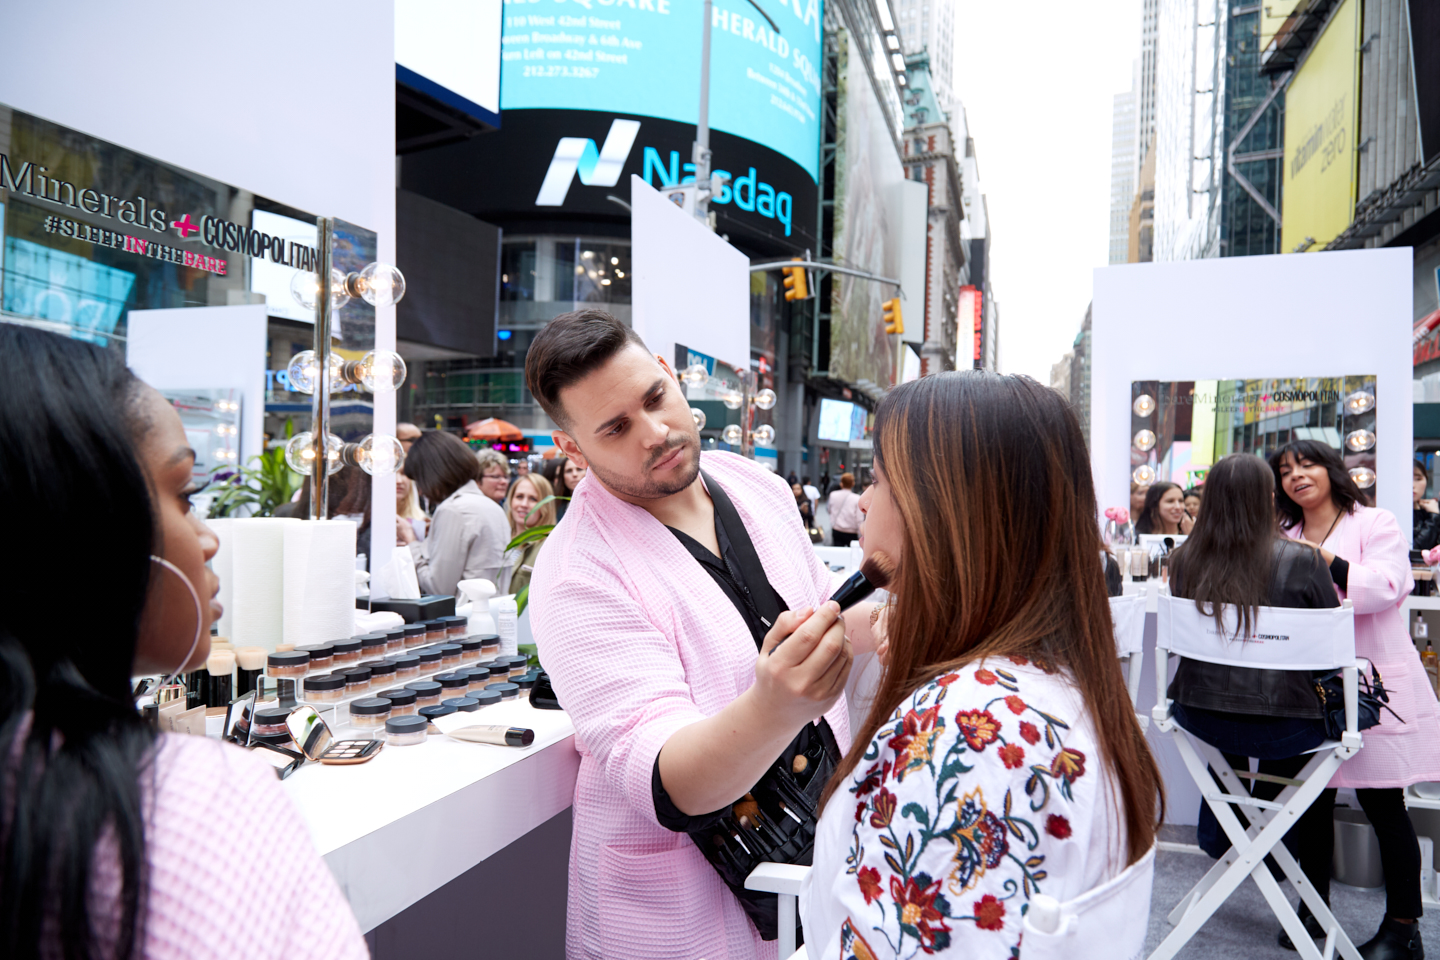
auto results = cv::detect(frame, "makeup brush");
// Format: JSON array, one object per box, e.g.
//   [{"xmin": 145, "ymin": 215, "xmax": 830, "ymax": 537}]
[
  {"xmin": 235, "ymin": 647, "xmax": 267, "ymax": 697},
  {"xmin": 204, "ymin": 650, "xmax": 236, "ymax": 709},
  {"xmin": 770, "ymin": 552, "xmax": 896, "ymax": 655}
]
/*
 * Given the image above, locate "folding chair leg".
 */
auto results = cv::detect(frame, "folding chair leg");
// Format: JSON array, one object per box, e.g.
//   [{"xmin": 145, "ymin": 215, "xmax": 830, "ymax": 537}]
[{"xmin": 1167, "ymin": 848, "xmax": 1237, "ymax": 925}]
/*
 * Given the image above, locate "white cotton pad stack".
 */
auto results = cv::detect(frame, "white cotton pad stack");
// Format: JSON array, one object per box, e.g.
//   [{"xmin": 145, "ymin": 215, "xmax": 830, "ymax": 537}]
[
  {"xmin": 209, "ymin": 518, "xmax": 296, "ymax": 651},
  {"xmin": 282, "ymin": 518, "xmax": 358, "ymax": 646}
]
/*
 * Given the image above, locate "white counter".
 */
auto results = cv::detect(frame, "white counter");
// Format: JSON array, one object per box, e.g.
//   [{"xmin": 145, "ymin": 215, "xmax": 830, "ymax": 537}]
[{"xmin": 281, "ymin": 701, "xmax": 579, "ymax": 933}]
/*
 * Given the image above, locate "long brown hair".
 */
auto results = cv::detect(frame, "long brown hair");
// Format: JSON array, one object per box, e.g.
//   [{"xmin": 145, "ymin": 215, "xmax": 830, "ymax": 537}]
[{"xmin": 819, "ymin": 372, "xmax": 1162, "ymax": 866}]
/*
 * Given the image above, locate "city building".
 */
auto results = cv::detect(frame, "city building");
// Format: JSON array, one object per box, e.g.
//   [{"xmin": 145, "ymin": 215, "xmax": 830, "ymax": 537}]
[
  {"xmin": 959, "ymin": 131, "xmax": 1000, "ymax": 372},
  {"xmin": 1050, "ymin": 350, "xmax": 1074, "ymax": 400},
  {"xmin": 1137, "ymin": 0, "xmax": 1160, "ymax": 171},
  {"xmin": 1071, "ymin": 306, "xmax": 1094, "ymax": 447},
  {"xmin": 1128, "ymin": 136, "xmax": 1157, "ymax": 263},
  {"xmin": 1109, "ymin": 79, "xmax": 1137, "ymax": 265},
  {"xmin": 1220, "ymin": 5, "xmax": 1284, "ymax": 257},
  {"xmin": 1153, "ymin": 0, "xmax": 1225, "ymax": 261},
  {"xmin": 893, "ymin": 0, "xmax": 955, "ymax": 113}
]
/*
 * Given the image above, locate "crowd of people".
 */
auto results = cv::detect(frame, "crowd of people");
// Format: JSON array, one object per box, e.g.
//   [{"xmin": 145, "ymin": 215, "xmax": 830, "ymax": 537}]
[{"xmin": 2, "ymin": 314, "xmax": 1436, "ymax": 960}]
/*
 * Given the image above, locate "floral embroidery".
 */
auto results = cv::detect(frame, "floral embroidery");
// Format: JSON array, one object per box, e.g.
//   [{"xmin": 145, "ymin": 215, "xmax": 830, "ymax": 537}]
[{"xmin": 842, "ymin": 659, "xmax": 1091, "ymax": 956}]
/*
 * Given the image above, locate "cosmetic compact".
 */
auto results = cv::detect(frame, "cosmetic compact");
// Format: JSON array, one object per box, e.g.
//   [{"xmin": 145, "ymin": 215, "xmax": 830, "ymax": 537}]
[
  {"xmin": 458, "ymin": 636, "xmax": 484, "ymax": 663},
  {"xmin": 361, "ymin": 659, "xmax": 397, "ymax": 682},
  {"xmin": 443, "ymin": 696, "xmax": 480, "ymax": 713},
  {"xmin": 332, "ymin": 638, "xmax": 363, "ymax": 664},
  {"xmin": 415, "ymin": 648, "xmax": 443, "ymax": 669},
  {"xmin": 419, "ymin": 704, "xmax": 457, "ymax": 721},
  {"xmin": 441, "ymin": 615, "xmax": 468, "ymax": 639},
  {"xmin": 347, "ymin": 697, "xmax": 392, "ymax": 729},
  {"xmin": 405, "ymin": 680, "xmax": 443, "ymax": 708},
  {"xmin": 377, "ymin": 687, "xmax": 418, "ymax": 715},
  {"xmin": 475, "ymin": 634, "xmax": 501, "ymax": 660},
  {"xmin": 384, "ymin": 627, "xmax": 407, "ymax": 654},
  {"xmin": 296, "ymin": 643, "xmax": 335, "ymax": 672},
  {"xmin": 437, "ymin": 643, "xmax": 463, "ymax": 668},
  {"xmin": 486, "ymin": 682, "xmax": 520, "ymax": 702},
  {"xmin": 358, "ymin": 634, "xmax": 389, "ymax": 660},
  {"xmin": 250, "ymin": 730, "xmax": 296, "ymax": 748},
  {"xmin": 473, "ymin": 689, "xmax": 501, "ymax": 709},
  {"xmin": 253, "ymin": 708, "xmax": 293, "ymax": 737},
  {"xmin": 266, "ymin": 650, "xmax": 310, "ymax": 679},
  {"xmin": 435, "ymin": 672, "xmax": 469, "ymax": 694},
  {"xmin": 339, "ymin": 667, "xmax": 373, "ymax": 695},
  {"xmin": 425, "ymin": 619, "xmax": 447, "ymax": 642},
  {"xmin": 385, "ymin": 714, "xmax": 429, "ymax": 746},
  {"xmin": 303, "ymin": 673, "xmax": 346, "ymax": 704},
  {"xmin": 390, "ymin": 653, "xmax": 421, "ymax": 680},
  {"xmin": 403, "ymin": 624, "xmax": 428, "ymax": 648}
]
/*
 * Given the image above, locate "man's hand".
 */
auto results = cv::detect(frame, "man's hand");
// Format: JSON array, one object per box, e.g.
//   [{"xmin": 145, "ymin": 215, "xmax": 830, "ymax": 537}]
[{"xmin": 753, "ymin": 602, "xmax": 852, "ymax": 729}]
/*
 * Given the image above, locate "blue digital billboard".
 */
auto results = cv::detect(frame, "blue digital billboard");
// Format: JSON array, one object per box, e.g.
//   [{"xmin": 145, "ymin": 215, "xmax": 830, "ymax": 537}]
[{"xmin": 501, "ymin": 0, "xmax": 824, "ymax": 182}]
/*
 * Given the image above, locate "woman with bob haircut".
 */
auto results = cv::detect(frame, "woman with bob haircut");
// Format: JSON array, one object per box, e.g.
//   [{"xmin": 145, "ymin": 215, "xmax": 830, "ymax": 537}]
[
  {"xmin": 398, "ymin": 430, "xmax": 511, "ymax": 596},
  {"xmin": 801, "ymin": 371, "xmax": 1163, "ymax": 958}
]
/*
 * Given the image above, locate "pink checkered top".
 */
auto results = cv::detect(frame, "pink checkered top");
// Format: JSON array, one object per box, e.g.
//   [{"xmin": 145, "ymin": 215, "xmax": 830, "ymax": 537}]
[{"xmin": 35, "ymin": 732, "xmax": 368, "ymax": 959}]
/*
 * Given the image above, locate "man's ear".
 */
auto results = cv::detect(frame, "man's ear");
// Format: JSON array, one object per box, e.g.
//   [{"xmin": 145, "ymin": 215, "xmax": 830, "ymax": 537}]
[
  {"xmin": 553, "ymin": 430, "xmax": 586, "ymax": 468},
  {"xmin": 656, "ymin": 354, "xmax": 681, "ymax": 382}
]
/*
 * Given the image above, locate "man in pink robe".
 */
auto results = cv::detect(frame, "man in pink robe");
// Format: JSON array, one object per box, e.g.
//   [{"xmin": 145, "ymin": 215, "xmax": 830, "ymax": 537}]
[{"xmin": 527, "ymin": 310, "xmax": 875, "ymax": 959}]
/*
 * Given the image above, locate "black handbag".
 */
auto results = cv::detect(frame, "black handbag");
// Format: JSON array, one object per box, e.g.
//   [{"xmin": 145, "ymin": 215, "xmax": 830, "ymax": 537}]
[{"xmin": 1313, "ymin": 663, "xmax": 1401, "ymax": 740}]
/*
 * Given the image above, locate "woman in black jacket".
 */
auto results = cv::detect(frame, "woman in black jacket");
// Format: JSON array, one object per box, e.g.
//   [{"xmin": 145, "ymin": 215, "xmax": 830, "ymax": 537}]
[
  {"xmin": 1166, "ymin": 452, "xmax": 1339, "ymax": 948},
  {"xmin": 1413, "ymin": 460, "xmax": 1440, "ymax": 551}
]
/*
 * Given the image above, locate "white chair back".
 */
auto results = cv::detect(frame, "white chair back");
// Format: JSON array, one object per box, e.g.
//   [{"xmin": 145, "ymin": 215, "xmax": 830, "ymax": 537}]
[
  {"xmin": 1020, "ymin": 844, "xmax": 1155, "ymax": 960},
  {"xmin": 1110, "ymin": 594, "xmax": 1147, "ymax": 658},
  {"xmin": 1156, "ymin": 594, "xmax": 1355, "ymax": 671}
]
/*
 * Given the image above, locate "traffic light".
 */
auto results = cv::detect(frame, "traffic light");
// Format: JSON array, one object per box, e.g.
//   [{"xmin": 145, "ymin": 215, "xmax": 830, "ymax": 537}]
[
  {"xmin": 883, "ymin": 297, "xmax": 903, "ymax": 336},
  {"xmin": 782, "ymin": 258, "xmax": 809, "ymax": 301}
]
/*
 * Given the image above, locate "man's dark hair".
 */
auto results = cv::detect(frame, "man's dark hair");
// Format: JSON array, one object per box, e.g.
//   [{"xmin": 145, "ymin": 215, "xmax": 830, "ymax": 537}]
[
  {"xmin": 404, "ymin": 430, "xmax": 483, "ymax": 504},
  {"xmin": 525, "ymin": 309, "xmax": 648, "ymax": 428}
]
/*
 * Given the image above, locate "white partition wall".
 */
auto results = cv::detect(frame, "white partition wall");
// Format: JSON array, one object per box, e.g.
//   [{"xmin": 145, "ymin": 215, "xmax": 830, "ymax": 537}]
[{"xmin": 1092, "ymin": 249, "xmax": 1413, "ymax": 522}]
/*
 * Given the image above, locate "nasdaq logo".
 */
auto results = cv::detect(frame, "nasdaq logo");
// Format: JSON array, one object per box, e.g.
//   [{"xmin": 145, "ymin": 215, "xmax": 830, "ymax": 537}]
[{"xmin": 534, "ymin": 119, "xmax": 641, "ymax": 206}]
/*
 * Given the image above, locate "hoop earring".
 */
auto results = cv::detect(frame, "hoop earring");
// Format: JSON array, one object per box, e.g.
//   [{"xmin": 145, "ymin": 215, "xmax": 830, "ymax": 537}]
[{"xmin": 149, "ymin": 555, "xmax": 204, "ymax": 692}]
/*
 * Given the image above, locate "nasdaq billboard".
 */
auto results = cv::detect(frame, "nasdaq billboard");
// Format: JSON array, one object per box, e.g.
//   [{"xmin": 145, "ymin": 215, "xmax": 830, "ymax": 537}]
[{"xmin": 501, "ymin": 0, "xmax": 823, "ymax": 183}]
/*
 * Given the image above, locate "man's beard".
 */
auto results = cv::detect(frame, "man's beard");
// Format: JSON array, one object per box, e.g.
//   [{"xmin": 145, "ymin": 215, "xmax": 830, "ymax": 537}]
[{"xmin": 586, "ymin": 434, "xmax": 701, "ymax": 501}]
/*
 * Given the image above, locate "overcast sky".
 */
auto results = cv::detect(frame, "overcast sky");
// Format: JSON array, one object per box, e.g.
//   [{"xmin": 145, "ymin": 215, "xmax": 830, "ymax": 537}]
[{"xmin": 950, "ymin": 0, "xmax": 1144, "ymax": 382}]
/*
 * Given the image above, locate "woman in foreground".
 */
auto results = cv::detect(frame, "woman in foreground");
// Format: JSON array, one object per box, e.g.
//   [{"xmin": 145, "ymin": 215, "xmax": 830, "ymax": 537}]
[{"xmin": 802, "ymin": 371, "xmax": 1162, "ymax": 958}]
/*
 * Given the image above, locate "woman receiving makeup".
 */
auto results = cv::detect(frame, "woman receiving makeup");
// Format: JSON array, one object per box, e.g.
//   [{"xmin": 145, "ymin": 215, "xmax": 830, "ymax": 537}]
[{"xmin": 0, "ymin": 325, "xmax": 366, "ymax": 960}]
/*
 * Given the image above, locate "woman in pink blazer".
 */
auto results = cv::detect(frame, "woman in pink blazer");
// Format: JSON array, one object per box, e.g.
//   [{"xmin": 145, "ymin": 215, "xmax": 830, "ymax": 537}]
[{"xmin": 1273, "ymin": 439, "xmax": 1439, "ymax": 960}]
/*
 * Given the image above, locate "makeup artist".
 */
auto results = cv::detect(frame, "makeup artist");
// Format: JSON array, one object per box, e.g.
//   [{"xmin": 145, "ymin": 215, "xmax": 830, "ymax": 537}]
[
  {"xmin": 0, "ymin": 325, "xmax": 366, "ymax": 959},
  {"xmin": 526, "ymin": 310, "xmax": 884, "ymax": 960}
]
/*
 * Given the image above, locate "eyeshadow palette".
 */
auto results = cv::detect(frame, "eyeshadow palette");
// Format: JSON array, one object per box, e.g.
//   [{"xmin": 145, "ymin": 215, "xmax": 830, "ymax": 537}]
[{"xmin": 318, "ymin": 739, "xmax": 384, "ymax": 765}]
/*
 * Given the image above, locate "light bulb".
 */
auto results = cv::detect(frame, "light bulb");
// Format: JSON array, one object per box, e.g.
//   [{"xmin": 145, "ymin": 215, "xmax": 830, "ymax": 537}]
[
  {"xmin": 752, "ymin": 424, "xmax": 776, "ymax": 446},
  {"xmin": 1133, "ymin": 394, "xmax": 1156, "ymax": 418},
  {"xmin": 284, "ymin": 431, "xmax": 344, "ymax": 476},
  {"xmin": 1348, "ymin": 466, "xmax": 1376, "ymax": 489},
  {"xmin": 286, "ymin": 350, "xmax": 345, "ymax": 395},
  {"xmin": 355, "ymin": 434, "xmax": 406, "ymax": 476},
  {"xmin": 354, "ymin": 350, "xmax": 408, "ymax": 392},
  {"xmin": 355, "ymin": 262, "xmax": 406, "ymax": 307},
  {"xmin": 1133, "ymin": 429, "xmax": 1156, "ymax": 452},
  {"xmin": 682, "ymin": 362, "xmax": 709, "ymax": 387},
  {"xmin": 722, "ymin": 424, "xmax": 744, "ymax": 445},
  {"xmin": 690, "ymin": 407, "xmax": 707, "ymax": 430},
  {"xmin": 753, "ymin": 388, "xmax": 777, "ymax": 411},
  {"xmin": 1132, "ymin": 464, "xmax": 1156, "ymax": 485},
  {"xmin": 289, "ymin": 268, "xmax": 351, "ymax": 311},
  {"xmin": 722, "ymin": 389, "xmax": 744, "ymax": 410},
  {"xmin": 1344, "ymin": 389, "xmax": 1376, "ymax": 415},
  {"xmin": 1344, "ymin": 429, "xmax": 1376, "ymax": 452}
]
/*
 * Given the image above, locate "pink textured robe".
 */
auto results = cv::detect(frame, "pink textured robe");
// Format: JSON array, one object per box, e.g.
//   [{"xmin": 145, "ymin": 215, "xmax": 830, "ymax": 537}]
[
  {"xmin": 530, "ymin": 451, "xmax": 852, "ymax": 960},
  {"xmin": 1285, "ymin": 505, "xmax": 1440, "ymax": 788}
]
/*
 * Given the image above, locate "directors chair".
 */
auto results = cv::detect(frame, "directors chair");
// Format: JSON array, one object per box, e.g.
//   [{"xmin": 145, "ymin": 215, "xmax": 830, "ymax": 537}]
[
  {"xmin": 1148, "ymin": 595, "xmax": 1362, "ymax": 960},
  {"xmin": 1022, "ymin": 843, "xmax": 1157, "ymax": 960},
  {"xmin": 1109, "ymin": 593, "xmax": 1148, "ymax": 720}
]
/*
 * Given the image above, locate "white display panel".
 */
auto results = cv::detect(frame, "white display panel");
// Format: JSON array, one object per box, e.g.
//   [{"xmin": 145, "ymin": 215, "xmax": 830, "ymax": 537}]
[
  {"xmin": 250, "ymin": 210, "xmax": 320, "ymax": 324},
  {"xmin": 397, "ymin": 0, "xmax": 503, "ymax": 120}
]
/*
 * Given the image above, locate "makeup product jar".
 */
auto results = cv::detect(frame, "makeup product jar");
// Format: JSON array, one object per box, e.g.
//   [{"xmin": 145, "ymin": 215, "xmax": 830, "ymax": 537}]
[
  {"xmin": 390, "ymin": 653, "xmax": 421, "ymax": 680},
  {"xmin": 486, "ymin": 682, "xmax": 520, "ymax": 702},
  {"xmin": 507, "ymin": 658, "xmax": 530, "ymax": 679},
  {"xmin": 512, "ymin": 673, "xmax": 538, "ymax": 694},
  {"xmin": 473, "ymin": 689, "xmax": 501, "ymax": 709},
  {"xmin": 266, "ymin": 650, "xmax": 309, "ymax": 679},
  {"xmin": 303, "ymin": 673, "xmax": 346, "ymax": 704},
  {"xmin": 252, "ymin": 708, "xmax": 292, "ymax": 738},
  {"xmin": 442, "ymin": 616, "xmax": 468, "ymax": 639},
  {"xmin": 415, "ymin": 648, "xmax": 443, "ymax": 671},
  {"xmin": 475, "ymin": 635, "xmax": 501, "ymax": 660},
  {"xmin": 358, "ymin": 634, "xmax": 389, "ymax": 660},
  {"xmin": 405, "ymin": 681, "xmax": 443, "ymax": 708},
  {"xmin": 443, "ymin": 697, "xmax": 480, "ymax": 713},
  {"xmin": 425, "ymin": 619, "xmax": 447, "ymax": 642},
  {"xmin": 435, "ymin": 673, "xmax": 469, "ymax": 696},
  {"xmin": 377, "ymin": 687, "xmax": 418, "ymax": 715},
  {"xmin": 419, "ymin": 704, "xmax": 457, "ymax": 721},
  {"xmin": 332, "ymin": 638, "xmax": 362, "ymax": 665},
  {"xmin": 458, "ymin": 637, "xmax": 483, "ymax": 663},
  {"xmin": 250, "ymin": 731, "xmax": 295, "ymax": 748},
  {"xmin": 403, "ymin": 624, "xmax": 427, "ymax": 648},
  {"xmin": 339, "ymin": 667, "xmax": 372, "ymax": 695},
  {"xmin": 347, "ymin": 697, "xmax": 392, "ymax": 729},
  {"xmin": 385, "ymin": 714, "xmax": 428, "ymax": 746},
  {"xmin": 385, "ymin": 628, "xmax": 407, "ymax": 654},
  {"xmin": 361, "ymin": 659, "xmax": 397, "ymax": 683},
  {"xmin": 296, "ymin": 643, "xmax": 334, "ymax": 672},
  {"xmin": 462, "ymin": 668, "xmax": 492, "ymax": 694},
  {"xmin": 437, "ymin": 643, "xmax": 462, "ymax": 668},
  {"xmin": 486, "ymin": 662, "xmax": 511, "ymax": 682}
]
